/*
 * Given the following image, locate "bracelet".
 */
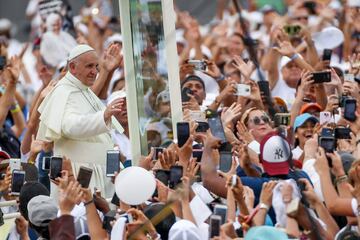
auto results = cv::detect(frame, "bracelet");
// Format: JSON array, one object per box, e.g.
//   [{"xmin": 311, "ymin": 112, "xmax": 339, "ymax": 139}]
[
  {"xmin": 259, "ymin": 202, "xmax": 269, "ymax": 211},
  {"xmin": 290, "ymin": 53, "xmax": 299, "ymax": 61},
  {"xmin": 84, "ymin": 199, "xmax": 94, "ymax": 206},
  {"xmin": 335, "ymin": 175, "xmax": 348, "ymax": 185},
  {"xmin": 215, "ymin": 74, "xmax": 225, "ymax": 82},
  {"xmin": 10, "ymin": 104, "xmax": 21, "ymax": 114}
]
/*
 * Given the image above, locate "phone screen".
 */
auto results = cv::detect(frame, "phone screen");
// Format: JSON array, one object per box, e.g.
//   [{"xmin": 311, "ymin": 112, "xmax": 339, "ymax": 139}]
[
  {"xmin": 0, "ymin": 56, "xmax": 6, "ymax": 70},
  {"xmin": 50, "ymin": 157, "xmax": 63, "ymax": 180},
  {"xmin": 181, "ymin": 87, "xmax": 193, "ymax": 102},
  {"xmin": 192, "ymin": 149, "xmax": 203, "ymax": 162},
  {"xmin": 42, "ymin": 157, "xmax": 51, "ymax": 171},
  {"xmin": 214, "ymin": 205, "xmax": 227, "ymax": 224},
  {"xmin": 106, "ymin": 150, "xmax": 120, "ymax": 176},
  {"xmin": 320, "ymin": 137, "xmax": 336, "ymax": 153},
  {"xmin": 77, "ymin": 166, "xmax": 93, "ymax": 188},
  {"xmin": 11, "ymin": 171, "xmax": 25, "ymax": 195},
  {"xmin": 169, "ymin": 166, "xmax": 183, "ymax": 189},
  {"xmin": 219, "ymin": 152, "xmax": 232, "ymax": 172},
  {"xmin": 334, "ymin": 128, "xmax": 351, "ymax": 139},
  {"xmin": 257, "ymin": 80, "xmax": 270, "ymax": 97},
  {"xmin": 344, "ymin": 99, "xmax": 357, "ymax": 122},
  {"xmin": 153, "ymin": 147, "xmax": 164, "ymax": 160},
  {"xmin": 209, "ymin": 215, "xmax": 221, "ymax": 237},
  {"xmin": 155, "ymin": 170, "xmax": 170, "ymax": 186},
  {"xmin": 312, "ymin": 71, "xmax": 331, "ymax": 84},
  {"xmin": 177, "ymin": 122, "xmax": 190, "ymax": 148},
  {"xmin": 322, "ymin": 49, "xmax": 332, "ymax": 61},
  {"xmin": 195, "ymin": 121, "xmax": 209, "ymax": 132},
  {"xmin": 208, "ymin": 117, "xmax": 226, "ymax": 142}
]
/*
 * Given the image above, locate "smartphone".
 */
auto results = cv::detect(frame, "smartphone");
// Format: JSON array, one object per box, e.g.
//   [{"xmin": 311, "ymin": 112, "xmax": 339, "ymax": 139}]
[
  {"xmin": 123, "ymin": 159, "xmax": 132, "ymax": 168},
  {"xmin": 319, "ymin": 136, "xmax": 336, "ymax": 153},
  {"xmin": 195, "ymin": 121, "xmax": 209, "ymax": 132},
  {"xmin": 189, "ymin": 110, "xmax": 205, "ymax": 121},
  {"xmin": 10, "ymin": 170, "xmax": 25, "ymax": 195},
  {"xmin": 169, "ymin": 166, "xmax": 183, "ymax": 189},
  {"xmin": 77, "ymin": 166, "xmax": 93, "ymax": 188},
  {"xmin": 283, "ymin": 25, "xmax": 301, "ymax": 36},
  {"xmin": 274, "ymin": 113, "xmax": 291, "ymax": 127},
  {"xmin": 236, "ymin": 84, "xmax": 251, "ymax": 96},
  {"xmin": 219, "ymin": 151, "xmax": 232, "ymax": 172},
  {"xmin": 344, "ymin": 98, "xmax": 357, "ymax": 122},
  {"xmin": 334, "ymin": 127, "xmax": 351, "ymax": 139},
  {"xmin": 42, "ymin": 156, "xmax": 51, "ymax": 171},
  {"xmin": 188, "ymin": 60, "xmax": 206, "ymax": 71},
  {"xmin": 155, "ymin": 169, "xmax": 170, "ymax": 186},
  {"xmin": 9, "ymin": 159, "xmax": 21, "ymax": 172},
  {"xmin": 214, "ymin": 204, "xmax": 228, "ymax": 224},
  {"xmin": 344, "ymin": 73, "xmax": 355, "ymax": 82},
  {"xmin": 153, "ymin": 147, "xmax": 164, "ymax": 160},
  {"xmin": 192, "ymin": 149, "xmax": 203, "ymax": 162},
  {"xmin": 0, "ymin": 56, "xmax": 6, "ymax": 70},
  {"xmin": 102, "ymin": 210, "xmax": 116, "ymax": 233},
  {"xmin": 50, "ymin": 157, "xmax": 63, "ymax": 180},
  {"xmin": 320, "ymin": 111, "xmax": 333, "ymax": 124},
  {"xmin": 257, "ymin": 80, "xmax": 270, "ymax": 97},
  {"xmin": 312, "ymin": 71, "xmax": 331, "ymax": 84},
  {"xmin": 322, "ymin": 49, "xmax": 332, "ymax": 61},
  {"xmin": 118, "ymin": 213, "xmax": 133, "ymax": 223},
  {"xmin": 208, "ymin": 117, "xmax": 226, "ymax": 143},
  {"xmin": 181, "ymin": 87, "xmax": 193, "ymax": 102},
  {"xmin": 106, "ymin": 150, "xmax": 120, "ymax": 177},
  {"xmin": 320, "ymin": 128, "xmax": 333, "ymax": 138},
  {"xmin": 209, "ymin": 215, "xmax": 222, "ymax": 237},
  {"xmin": 177, "ymin": 122, "xmax": 190, "ymax": 148}
]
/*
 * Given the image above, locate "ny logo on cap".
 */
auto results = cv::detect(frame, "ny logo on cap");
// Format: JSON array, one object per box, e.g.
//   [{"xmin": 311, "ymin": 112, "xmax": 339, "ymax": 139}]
[{"xmin": 274, "ymin": 148, "xmax": 284, "ymax": 160}]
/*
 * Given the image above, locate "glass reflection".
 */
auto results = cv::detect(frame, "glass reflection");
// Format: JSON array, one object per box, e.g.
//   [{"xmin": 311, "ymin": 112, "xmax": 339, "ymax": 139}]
[{"xmin": 129, "ymin": 0, "xmax": 173, "ymax": 155}]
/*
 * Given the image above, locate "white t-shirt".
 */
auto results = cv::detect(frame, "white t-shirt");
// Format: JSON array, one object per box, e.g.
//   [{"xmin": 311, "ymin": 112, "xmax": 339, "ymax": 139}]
[
  {"xmin": 271, "ymin": 77, "xmax": 296, "ymax": 109},
  {"xmin": 111, "ymin": 131, "xmax": 132, "ymax": 160}
]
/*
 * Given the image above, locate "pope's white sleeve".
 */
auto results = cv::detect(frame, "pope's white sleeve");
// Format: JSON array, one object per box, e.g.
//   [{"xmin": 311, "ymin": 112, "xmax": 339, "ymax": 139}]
[{"xmin": 61, "ymin": 97, "xmax": 110, "ymax": 139}]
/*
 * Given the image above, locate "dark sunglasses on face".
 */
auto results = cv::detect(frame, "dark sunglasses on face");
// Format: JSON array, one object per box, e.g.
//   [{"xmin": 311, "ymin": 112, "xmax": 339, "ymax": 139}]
[{"xmin": 248, "ymin": 115, "xmax": 270, "ymax": 125}]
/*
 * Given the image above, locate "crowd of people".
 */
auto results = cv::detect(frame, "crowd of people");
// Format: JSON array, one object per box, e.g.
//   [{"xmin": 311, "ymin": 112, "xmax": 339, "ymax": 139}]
[{"xmin": 2, "ymin": 0, "xmax": 360, "ymax": 239}]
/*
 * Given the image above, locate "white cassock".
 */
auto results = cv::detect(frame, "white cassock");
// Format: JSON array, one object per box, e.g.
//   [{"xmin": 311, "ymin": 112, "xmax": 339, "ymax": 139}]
[{"xmin": 37, "ymin": 71, "xmax": 114, "ymax": 197}]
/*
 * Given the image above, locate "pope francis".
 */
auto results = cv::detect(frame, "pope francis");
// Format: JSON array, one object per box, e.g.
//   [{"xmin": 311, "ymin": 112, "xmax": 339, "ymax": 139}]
[{"xmin": 37, "ymin": 44, "xmax": 123, "ymax": 197}]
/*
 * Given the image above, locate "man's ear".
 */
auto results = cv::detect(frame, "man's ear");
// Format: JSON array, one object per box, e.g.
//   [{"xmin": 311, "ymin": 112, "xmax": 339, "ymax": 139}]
[{"xmin": 68, "ymin": 61, "xmax": 76, "ymax": 72}]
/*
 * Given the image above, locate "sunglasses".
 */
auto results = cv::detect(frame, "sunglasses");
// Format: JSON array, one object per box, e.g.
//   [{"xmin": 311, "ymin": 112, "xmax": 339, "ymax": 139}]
[{"xmin": 248, "ymin": 115, "xmax": 270, "ymax": 125}]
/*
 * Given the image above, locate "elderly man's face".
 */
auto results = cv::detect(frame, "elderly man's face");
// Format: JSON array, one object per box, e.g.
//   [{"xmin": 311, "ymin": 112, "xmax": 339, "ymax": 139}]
[
  {"xmin": 70, "ymin": 51, "xmax": 99, "ymax": 86},
  {"xmin": 182, "ymin": 80, "xmax": 206, "ymax": 105},
  {"xmin": 281, "ymin": 61, "xmax": 301, "ymax": 88}
]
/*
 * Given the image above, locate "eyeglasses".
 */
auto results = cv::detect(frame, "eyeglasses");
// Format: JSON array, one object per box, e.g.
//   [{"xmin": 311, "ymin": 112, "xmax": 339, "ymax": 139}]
[{"xmin": 248, "ymin": 115, "xmax": 270, "ymax": 125}]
